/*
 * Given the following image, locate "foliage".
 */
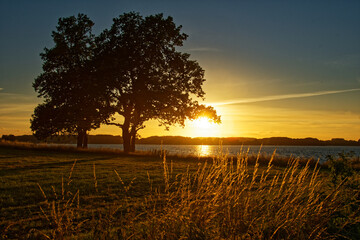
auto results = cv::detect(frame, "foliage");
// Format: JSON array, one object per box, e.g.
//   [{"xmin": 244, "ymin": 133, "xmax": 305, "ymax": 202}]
[
  {"xmin": 95, "ymin": 12, "xmax": 220, "ymax": 152},
  {"xmin": 31, "ymin": 102, "xmax": 73, "ymax": 140},
  {"xmin": 326, "ymin": 152, "xmax": 355, "ymax": 186},
  {"xmin": 31, "ymin": 14, "xmax": 111, "ymax": 148},
  {"xmin": 1, "ymin": 134, "xmax": 16, "ymax": 141},
  {"xmin": 31, "ymin": 12, "xmax": 219, "ymax": 151}
]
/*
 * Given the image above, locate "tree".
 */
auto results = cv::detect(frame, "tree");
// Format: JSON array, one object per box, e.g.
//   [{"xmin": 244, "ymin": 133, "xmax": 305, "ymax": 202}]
[
  {"xmin": 96, "ymin": 12, "xmax": 220, "ymax": 153},
  {"xmin": 31, "ymin": 102, "xmax": 72, "ymax": 140},
  {"xmin": 1, "ymin": 134, "xmax": 16, "ymax": 142},
  {"xmin": 31, "ymin": 14, "xmax": 111, "ymax": 148}
]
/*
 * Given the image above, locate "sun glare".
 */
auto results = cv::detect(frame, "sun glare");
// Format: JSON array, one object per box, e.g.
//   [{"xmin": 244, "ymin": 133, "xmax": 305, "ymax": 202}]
[
  {"xmin": 198, "ymin": 145, "xmax": 211, "ymax": 156},
  {"xmin": 189, "ymin": 116, "xmax": 220, "ymax": 137},
  {"xmin": 193, "ymin": 117, "xmax": 213, "ymax": 129}
]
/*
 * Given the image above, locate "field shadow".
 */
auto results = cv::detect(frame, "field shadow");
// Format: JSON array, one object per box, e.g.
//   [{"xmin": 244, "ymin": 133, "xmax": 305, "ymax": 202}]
[{"xmin": 0, "ymin": 156, "xmax": 118, "ymax": 177}]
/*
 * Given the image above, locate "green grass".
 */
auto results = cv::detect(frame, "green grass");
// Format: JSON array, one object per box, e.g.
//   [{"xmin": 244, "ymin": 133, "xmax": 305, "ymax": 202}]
[
  {"xmin": 0, "ymin": 144, "xmax": 207, "ymax": 238},
  {"xmin": 0, "ymin": 142, "xmax": 359, "ymax": 239}
]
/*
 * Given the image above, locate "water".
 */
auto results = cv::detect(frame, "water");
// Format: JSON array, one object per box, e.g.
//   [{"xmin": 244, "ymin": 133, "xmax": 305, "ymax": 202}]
[{"xmin": 86, "ymin": 144, "xmax": 360, "ymax": 163}]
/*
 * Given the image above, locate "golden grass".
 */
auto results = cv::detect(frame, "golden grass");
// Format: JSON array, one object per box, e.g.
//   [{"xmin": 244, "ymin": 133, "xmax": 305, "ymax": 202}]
[
  {"xmin": 18, "ymin": 147, "xmax": 359, "ymax": 239},
  {"xmin": 136, "ymin": 151, "xmax": 359, "ymax": 239}
]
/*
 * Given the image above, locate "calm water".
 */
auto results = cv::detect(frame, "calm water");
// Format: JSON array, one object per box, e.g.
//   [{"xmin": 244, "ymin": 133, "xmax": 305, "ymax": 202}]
[{"xmin": 87, "ymin": 144, "xmax": 360, "ymax": 163}]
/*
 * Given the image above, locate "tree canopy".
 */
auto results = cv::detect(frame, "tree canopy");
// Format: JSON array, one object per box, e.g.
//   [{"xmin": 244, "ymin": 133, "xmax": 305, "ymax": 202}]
[
  {"xmin": 96, "ymin": 12, "xmax": 220, "ymax": 152},
  {"xmin": 31, "ymin": 12, "xmax": 220, "ymax": 151},
  {"xmin": 31, "ymin": 14, "xmax": 111, "ymax": 148}
]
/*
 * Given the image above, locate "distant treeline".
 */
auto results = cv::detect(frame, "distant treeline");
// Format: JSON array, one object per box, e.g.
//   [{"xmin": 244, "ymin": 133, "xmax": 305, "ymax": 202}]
[
  {"xmin": 2, "ymin": 134, "xmax": 360, "ymax": 146},
  {"xmin": 1, "ymin": 134, "xmax": 122, "ymax": 144},
  {"xmin": 138, "ymin": 136, "xmax": 360, "ymax": 146}
]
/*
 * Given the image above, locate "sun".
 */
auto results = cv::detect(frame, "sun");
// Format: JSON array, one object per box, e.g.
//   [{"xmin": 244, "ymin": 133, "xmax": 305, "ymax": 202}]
[
  {"xmin": 193, "ymin": 117, "xmax": 213, "ymax": 129},
  {"xmin": 188, "ymin": 116, "xmax": 220, "ymax": 137}
]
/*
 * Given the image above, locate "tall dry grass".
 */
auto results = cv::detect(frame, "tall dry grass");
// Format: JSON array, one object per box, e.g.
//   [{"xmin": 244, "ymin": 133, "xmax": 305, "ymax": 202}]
[
  {"xmin": 28, "ymin": 159, "xmax": 87, "ymax": 239},
  {"xmin": 28, "ymin": 149, "xmax": 359, "ymax": 239},
  {"xmin": 136, "ymin": 150, "xmax": 359, "ymax": 239}
]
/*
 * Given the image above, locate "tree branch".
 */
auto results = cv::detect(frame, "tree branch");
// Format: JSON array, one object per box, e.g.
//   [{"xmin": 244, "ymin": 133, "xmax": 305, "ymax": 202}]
[
  {"xmin": 105, "ymin": 120, "xmax": 123, "ymax": 128},
  {"xmin": 135, "ymin": 124, "xmax": 146, "ymax": 132}
]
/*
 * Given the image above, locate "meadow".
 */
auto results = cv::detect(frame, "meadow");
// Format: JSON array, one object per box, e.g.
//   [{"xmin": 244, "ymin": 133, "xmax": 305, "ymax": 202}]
[{"xmin": 0, "ymin": 141, "xmax": 359, "ymax": 239}]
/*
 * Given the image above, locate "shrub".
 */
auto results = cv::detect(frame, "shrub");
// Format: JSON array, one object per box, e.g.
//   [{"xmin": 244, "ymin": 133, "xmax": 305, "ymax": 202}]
[{"xmin": 326, "ymin": 152, "xmax": 355, "ymax": 186}]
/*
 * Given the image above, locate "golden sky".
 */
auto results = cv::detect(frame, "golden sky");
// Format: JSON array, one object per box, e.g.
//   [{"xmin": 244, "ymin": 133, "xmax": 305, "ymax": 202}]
[
  {"xmin": 1, "ymin": 1, "xmax": 359, "ymax": 140},
  {"xmin": 1, "ymin": 85, "xmax": 359, "ymax": 140}
]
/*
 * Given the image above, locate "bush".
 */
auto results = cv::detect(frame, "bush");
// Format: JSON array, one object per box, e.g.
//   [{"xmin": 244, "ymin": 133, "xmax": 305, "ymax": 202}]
[
  {"xmin": 1, "ymin": 134, "xmax": 16, "ymax": 141},
  {"xmin": 326, "ymin": 152, "xmax": 355, "ymax": 186}
]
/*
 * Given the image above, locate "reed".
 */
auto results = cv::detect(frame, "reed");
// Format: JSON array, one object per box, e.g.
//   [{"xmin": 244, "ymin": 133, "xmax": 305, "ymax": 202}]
[
  {"xmin": 32, "ymin": 160, "xmax": 84, "ymax": 239},
  {"xmin": 23, "ymin": 148, "xmax": 359, "ymax": 239}
]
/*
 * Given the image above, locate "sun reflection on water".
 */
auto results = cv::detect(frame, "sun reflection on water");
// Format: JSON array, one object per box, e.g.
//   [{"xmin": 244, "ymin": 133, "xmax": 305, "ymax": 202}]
[{"xmin": 197, "ymin": 145, "xmax": 211, "ymax": 157}]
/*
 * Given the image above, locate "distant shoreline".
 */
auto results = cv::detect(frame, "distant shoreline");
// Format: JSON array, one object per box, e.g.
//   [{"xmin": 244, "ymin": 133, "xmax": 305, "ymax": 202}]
[{"xmin": 2, "ymin": 134, "xmax": 360, "ymax": 146}]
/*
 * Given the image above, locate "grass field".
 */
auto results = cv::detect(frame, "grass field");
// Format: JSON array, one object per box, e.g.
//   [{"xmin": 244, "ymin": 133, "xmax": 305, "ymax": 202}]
[{"xmin": 0, "ymin": 142, "xmax": 359, "ymax": 239}]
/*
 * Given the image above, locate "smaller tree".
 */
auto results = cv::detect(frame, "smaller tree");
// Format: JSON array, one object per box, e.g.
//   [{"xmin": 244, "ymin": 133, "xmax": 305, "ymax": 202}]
[
  {"xmin": 31, "ymin": 102, "xmax": 71, "ymax": 140},
  {"xmin": 31, "ymin": 14, "xmax": 111, "ymax": 148},
  {"xmin": 1, "ymin": 135, "xmax": 16, "ymax": 142}
]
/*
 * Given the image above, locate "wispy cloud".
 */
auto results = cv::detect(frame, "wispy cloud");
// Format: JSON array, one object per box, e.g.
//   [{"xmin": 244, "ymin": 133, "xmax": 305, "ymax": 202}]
[
  {"xmin": 187, "ymin": 47, "xmax": 221, "ymax": 52},
  {"xmin": 0, "ymin": 92, "xmax": 39, "ymax": 102},
  {"xmin": 211, "ymin": 88, "xmax": 360, "ymax": 106}
]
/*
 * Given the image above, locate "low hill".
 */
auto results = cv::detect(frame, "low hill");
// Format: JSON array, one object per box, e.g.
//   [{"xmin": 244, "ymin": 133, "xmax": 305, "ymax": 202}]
[{"xmin": 2, "ymin": 134, "xmax": 360, "ymax": 146}]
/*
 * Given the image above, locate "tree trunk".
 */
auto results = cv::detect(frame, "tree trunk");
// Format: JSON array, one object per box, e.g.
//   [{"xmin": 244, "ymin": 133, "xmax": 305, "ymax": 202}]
[
  {"xmin": 129, "ymin": 109, "xmax": 140, "ymax": 153},
  {"xmin": 77, "ymin": 129, "xmax": 88, "ymax": 148},
  {"xmin": 82, "ymin": 131, "xmax": 88, "ymax": 149},
  {"xmin": 77, "ymin": 130, "xmax": 84, "ymax": 148},
  {"xmin": 122, "ymin": 116, "xmax": 131, "ymax": 153},
  {"xmin": 130, "ymin": 128, "xmax": 136, "ymax": 152},
  {"xmin": 122, "ymin": 129, "xmax": 131, "ymax": 153}
]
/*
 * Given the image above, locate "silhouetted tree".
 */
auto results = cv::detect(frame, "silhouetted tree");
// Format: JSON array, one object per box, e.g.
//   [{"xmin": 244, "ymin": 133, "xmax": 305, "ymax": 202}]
[
  {"xmin": 95, "ymin": 12, "xmax": 220, "ymax": 153},
  {"xmin": 1, "ymin": 134, "xmax": 16, "ymax": 142},
  {"xmin": 31, "ymin": 102, "xmax": 71, "ymax": 140},
  {"xmin": 32, "ymin": 14, "xmax": 110, "ymax": 148}
]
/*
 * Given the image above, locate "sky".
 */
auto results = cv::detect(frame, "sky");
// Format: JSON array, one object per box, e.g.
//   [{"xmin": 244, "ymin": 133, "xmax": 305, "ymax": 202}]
[{"xmin": 0, "ymin": 0, "xmax": 359, "ymax": 140}]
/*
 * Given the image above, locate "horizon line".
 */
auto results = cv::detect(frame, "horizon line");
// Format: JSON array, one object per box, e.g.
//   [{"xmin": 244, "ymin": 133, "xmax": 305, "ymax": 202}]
[{"xmin": 3, "ymin": 134, "xmax": 359, "ymax": 142}]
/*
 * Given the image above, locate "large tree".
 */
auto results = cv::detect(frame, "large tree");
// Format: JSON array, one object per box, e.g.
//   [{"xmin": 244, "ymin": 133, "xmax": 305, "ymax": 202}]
[
  {"xmin": 31, "ymin": 14, "xmax": 110, "ymax": 148},
  {"xmin": 96, "ymin": 12, "xmax": 220, "ymax": 153}
]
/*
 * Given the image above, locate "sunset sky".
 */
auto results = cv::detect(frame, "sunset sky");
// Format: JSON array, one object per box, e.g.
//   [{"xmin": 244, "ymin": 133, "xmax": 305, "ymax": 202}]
[{"xmin": 0, "ymin": 0, "xmax": 359, "ymax": 140}]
